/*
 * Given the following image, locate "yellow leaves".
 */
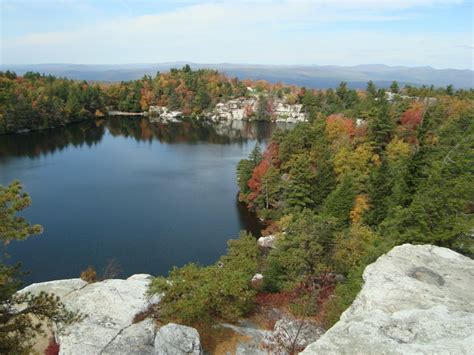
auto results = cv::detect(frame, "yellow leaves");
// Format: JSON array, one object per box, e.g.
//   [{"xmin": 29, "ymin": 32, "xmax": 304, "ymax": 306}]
[
  {"xmin": 350, "ymin": 194, "xmax": 369, "ymax": 224},
  {"xmin": 332, "ymin": 224, "xmax": 378, "ymax": 273},
  {"xmin": 325, "ymin": 114, "xmax": 355, "ymax": 145},
  {"xmin": 441, "ymin": 96, "xmax": 473, "ymax": 118},
  {"xmin": 285, "ymin": 93, "xmax": 298, "ymax": 105},
  {"xmin": 333, "ymin": 142, "xmax": 379, "ymax": 187},
  {"xmin": 94, "ymin": 109, "xmax": 104, "ymax": 117},
  {"xmin": 386, "ymin": 137, "xmax": 411, "ymax": 164}
]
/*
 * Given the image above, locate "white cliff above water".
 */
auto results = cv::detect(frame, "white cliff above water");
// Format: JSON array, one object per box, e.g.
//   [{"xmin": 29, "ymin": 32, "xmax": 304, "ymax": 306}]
[
  {"xmin": 19, "ymin": 244, "xmax": 474, "ymax": 354},
  {"xmin": 148, "ymin": 95, "xmax": 308, "ymax": 123},
  {"xmin": 302, "ymin": 244, "xmax": 474, "ymax": 354}
]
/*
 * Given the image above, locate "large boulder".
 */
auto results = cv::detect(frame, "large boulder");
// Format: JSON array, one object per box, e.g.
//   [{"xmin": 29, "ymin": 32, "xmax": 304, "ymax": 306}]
[
  {"xmin": 264, "ymin": 318, "xmax": 324, "ymax": 353},
  {"xmin": 222, "ymin": 320, "xmax": 272, "ymax": 355},
  {"xmin": 20, "ymin": 274, "xmax": 159, "ymax": 355},
  {"xmin": 154, "ymin": 323, "xmax": 203, "ymax": 355},
  {"xmin": 257, "ymin": 235, "xmax": 277, "ymax": 249},
  {"xmin": 101, "ymin": 319, "xmax": 156, "ymax": 355},
  {"xmin": 302, "ymin": 244, "xmax": 474, "ymax": 354}
]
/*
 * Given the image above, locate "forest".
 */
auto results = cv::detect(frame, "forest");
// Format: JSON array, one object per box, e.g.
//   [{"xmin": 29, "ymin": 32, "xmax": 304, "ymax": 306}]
[
  {"xmin": 0, "ymin": 71, "xmax": 105, "ymax": 135},
  {"xmin": 2, "ymin": 66, "xmax": 473, "ymax": 134},
  {"xmin": 1, "ymin": 67, "xmax": 473, "ymax": 352},
  {"xmin": 0, "ymin": 66, "xmax": 248, "ymax": 134},
  {"xmin": 149, "ymin": 79, "xmax": 474, "ymax": 347}
]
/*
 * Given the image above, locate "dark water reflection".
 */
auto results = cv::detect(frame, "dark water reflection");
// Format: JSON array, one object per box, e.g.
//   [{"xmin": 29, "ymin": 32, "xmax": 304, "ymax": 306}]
[{"xmin": 0, "ymin": 118, "xmax": 288, "ymax": 284}]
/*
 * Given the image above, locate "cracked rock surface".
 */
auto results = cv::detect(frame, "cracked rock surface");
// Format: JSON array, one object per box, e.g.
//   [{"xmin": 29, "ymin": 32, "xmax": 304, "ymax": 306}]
[
  {"xmin": 302, "ymin": 244, "xmax": 474, "ymax": 354},
  {"xmin": 21, "ymin": 274, "xmax": 159, "ymax": 355}
]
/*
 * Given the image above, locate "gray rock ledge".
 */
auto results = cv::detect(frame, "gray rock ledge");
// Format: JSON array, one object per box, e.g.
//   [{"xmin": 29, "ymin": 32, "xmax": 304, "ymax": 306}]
[{"xmin": 302, "ymin": 244, "xmax": 474, "ymax": 354}]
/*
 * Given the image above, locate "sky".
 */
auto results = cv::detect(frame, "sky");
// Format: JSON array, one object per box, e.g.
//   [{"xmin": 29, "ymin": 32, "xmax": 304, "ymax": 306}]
[{"xmin": 1, "ymin": 0, "xmax": 473, "ymax": 69}]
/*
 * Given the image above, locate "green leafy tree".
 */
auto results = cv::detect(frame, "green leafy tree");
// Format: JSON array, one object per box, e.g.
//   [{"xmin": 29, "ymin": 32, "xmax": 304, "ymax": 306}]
[
  {"xmin": 284, "ymin": 154, "xmax": 316, "ymax": 211},
  {"xmin": 320, "ymin": 175, "xmax": 356, "ymax": 228},
  {"xmin": 367, "ymin": 100, "xmax": 394, "ymax": 154},
  {"xmin": 390, "ymin": 81, "xmax": 399, "ymax": 94},
  {"xmin": 148, "ymin": 231, "xmax": 259, "ymax": 325},
  {"xmin": 366, "ymin": 81, "xmax": 377, "ymax": 98},
  {"xmin": 256, "ymin": 95, "xmax": 270, "ymax": 120},
  {"xmin": 0, "ymin": 181, "xmax": 79, "ymax": 353},
  {"xmin": 363, "ymin": 161, "xmax": 392, "ymax": 227},
  {"xmin": 236, "ymin": 144, "xmax": 263, "ymax": 199},
  {"xmin": 265, "ymin": 211, "xmax": 338, "ymax": 290}
]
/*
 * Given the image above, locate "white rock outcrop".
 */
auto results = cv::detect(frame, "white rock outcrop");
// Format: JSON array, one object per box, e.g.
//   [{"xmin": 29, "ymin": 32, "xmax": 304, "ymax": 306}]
[
  {"xmin": 154, "ymin": 323, "xmax": 203, "ymax": 355},
  {"xmin": 264, "ymin": 318, "xmax": 324, "ymax": 352},
  {"xmin": 302, "ymin": 244, "xmax": 474, "ymax": 354},
  {"xmin": 20, "ymin": 274, "xmax": 159, "ymax": 355},
  {"xmin": 204, "ymin": 96, "xmax": 307, "ymax": 123},
  {"xmin": 148, "ymin": 95, "xmax": 307, "ymax": 123},
  {"xmin": 257, "ymin": 235, "xmax": 277, "ymax": 249},
  {"xmin": 149, "ymin": 106, "xmax": 183, "ymax": 123},
  {"xmin": 211, "ymin": 98, "xmax": 253, "ymax": 121}
]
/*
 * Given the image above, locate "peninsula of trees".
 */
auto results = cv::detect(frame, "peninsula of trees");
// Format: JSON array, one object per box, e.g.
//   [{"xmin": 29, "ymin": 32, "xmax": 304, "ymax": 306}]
[{"xmin": 1, "ymin": 66, "xmax": 472, "ymax": 134}]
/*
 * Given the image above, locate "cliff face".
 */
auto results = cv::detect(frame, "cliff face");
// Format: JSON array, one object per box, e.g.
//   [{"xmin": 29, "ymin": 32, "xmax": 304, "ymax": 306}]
[
  {"xmin": 19, "ymin": 244, "xmax": 473, "ymax": 354},
  {"xmin": 204, "ymin": 97, "xmax": 307, "ymax": 123},
  {"xmin": 20, "ymin": 274, "xmax": 162, "ymax": 354},
  {"xmin": 302, "ymin": 244, "xmax": 474, "ymax": 354},
  {"xmin": 148, "ymin": 95, "xmax": 307, "ymax": 123}
]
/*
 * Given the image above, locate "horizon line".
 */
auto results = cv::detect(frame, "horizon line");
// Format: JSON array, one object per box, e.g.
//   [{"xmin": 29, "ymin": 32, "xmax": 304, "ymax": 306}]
[{"xmin": 1, "ymin": 62, "xmax": 473, "ymax": 71}]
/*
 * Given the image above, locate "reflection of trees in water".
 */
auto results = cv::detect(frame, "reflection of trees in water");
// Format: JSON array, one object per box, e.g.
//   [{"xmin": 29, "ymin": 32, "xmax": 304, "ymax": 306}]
[
  {"xmin": 106, "ymin": 118, "xmax": 280, "ymax": 144},
  {"xmin": 0, "ymin": 117, "xmax": 289, "ymax": 159},
  {"xmin": 0, "ymin": 120, "xmax": 106, "ymax": 159},
  {"xmin": 236, "ymin": 196, "xmax": 264, "ymax": 237}
]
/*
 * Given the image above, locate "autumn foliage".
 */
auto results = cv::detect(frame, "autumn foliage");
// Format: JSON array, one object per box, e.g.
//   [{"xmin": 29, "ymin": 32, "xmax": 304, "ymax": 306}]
[
  {"xmin": 44, "ymin": 338, "xmax": 60, "ymax": 355},
  {"xmin": 325, "ymin": 114, "xmax": 355, "ymax": 144},
  {"xmin": 247, "ymin": 142, "xmax": 280, "ymax": 207}
]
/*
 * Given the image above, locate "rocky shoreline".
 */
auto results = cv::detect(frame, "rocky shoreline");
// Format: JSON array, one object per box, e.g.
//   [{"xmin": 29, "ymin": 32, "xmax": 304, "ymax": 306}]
[
  {"xmin": 147, "ymin": 95, "xmax": 308, "ymax": 124},
  {"xmin": 19, "ymin": 244, "xmax": 474, "ymax": 354}
]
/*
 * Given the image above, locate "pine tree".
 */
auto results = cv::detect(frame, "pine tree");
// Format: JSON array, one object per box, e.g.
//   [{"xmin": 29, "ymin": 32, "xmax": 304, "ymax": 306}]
[
  {"xmin": 265, "ymin": 211, "xmax": 338, "ymax": 290},
  {"xmin": 390, "ymin": 81, "xmax": 399, "ymax": 94},
  {"xmin": 284, "ymin": 155, "xmax": 315, "ymax": 211},
  {"xmin": 366, "ymin": 81, "xmax": 377, "ymax": 98},
  {"xmin": 367, "ymin": 100, "xmax": 394, "ymax": 154},
  {"xmin": 363, "ymin": 161, "xmax": 392, "ymax": 227},
  {"xmin": 0, "ymin": 181, "xmax": 80, "ymax": 353},
  {"xmin": 249, "ymin": 143, "xmax": 263, "ymax": 166},
  {"xmin": 321, "ymin": 175, "xmax": 356, "ymax": 227}
]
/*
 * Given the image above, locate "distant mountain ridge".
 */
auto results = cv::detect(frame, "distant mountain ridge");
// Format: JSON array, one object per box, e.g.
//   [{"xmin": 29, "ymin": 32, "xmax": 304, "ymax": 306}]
[{"xmin": 1, "ymin": 63, "xmax": 472, "ymax": 89}]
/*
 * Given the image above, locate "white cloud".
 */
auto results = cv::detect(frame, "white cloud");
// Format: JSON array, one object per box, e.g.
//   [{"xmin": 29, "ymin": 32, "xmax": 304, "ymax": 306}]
[{"xmin": 1, "ymin": 0, "xmax": 471, "ymax": 68}]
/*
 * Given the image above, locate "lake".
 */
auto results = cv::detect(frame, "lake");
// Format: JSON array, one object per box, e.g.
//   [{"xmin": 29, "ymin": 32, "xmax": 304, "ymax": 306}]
[{"xmin": 0, "ymin": 117, "xmax": 288, "ymax": 285}]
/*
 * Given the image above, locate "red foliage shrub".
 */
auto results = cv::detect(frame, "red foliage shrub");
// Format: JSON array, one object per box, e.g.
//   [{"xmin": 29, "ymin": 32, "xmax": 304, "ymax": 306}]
[
  {"xmin": 255, "ymin": 290, "xmax": 300, "ymax": 308},
  {"xmin": 247, "ymin": 142, "xmax": 280, "ymax": 207},
  {"xmin": 326, "ymin": 114, "xmax": 355, "ymax": 140},
  {"xmin": 315, "ymin": 272, "xmax": 336, "ymax": 307},
  {"xmin": 398, "ymin": 102, "xmax": 425, "ymax": 144},
  {"xmin": 44, "ymin": 338, "xmax": 59, "ymax": 355},
  {"xmin": 400, "ymin": 103, "xmax": 424, "ymax": 131}
]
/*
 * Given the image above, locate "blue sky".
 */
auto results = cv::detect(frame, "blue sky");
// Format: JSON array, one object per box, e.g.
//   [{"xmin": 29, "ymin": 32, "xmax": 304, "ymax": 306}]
[{"xmin": 1, "ymin": 0, "xmax": 473, "ymax": 68}]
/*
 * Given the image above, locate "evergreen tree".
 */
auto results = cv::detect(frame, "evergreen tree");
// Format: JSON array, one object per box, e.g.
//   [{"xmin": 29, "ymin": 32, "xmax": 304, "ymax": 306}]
[
  {"xmin": 249, "ymin": 143, "xmax": 263, "ymax": 166},
  {"xmin": 256, "ymin": 95, "xmax": 270, "ymax": 120},
  {"xmin": 0, "ymin": 181, "xmax": 79, "ymax": 353},
  {"xmin": 390, "ymin": 81, "xmax": 400, "ymax": 94},
  {"xmin": 363, "ymin": 161, "xmax": 392, "ymax": 227},
  {"xmin": 321, "ymin": 175, "xmax": 356, "ymax": 227},
  {"xmin": 265, "ymin": 211, "xmax": 337, "ymax": 290},
  {"xmin": 284, "ymin": 154, "xmax": 315, "ymax": 211},
  {"xmin": 367, "ymin": 99, "xmax": 394, "ymax": 154},
  {"xmin": 366, "ymin": 81, "xmax": 377, "ymax": 98}
]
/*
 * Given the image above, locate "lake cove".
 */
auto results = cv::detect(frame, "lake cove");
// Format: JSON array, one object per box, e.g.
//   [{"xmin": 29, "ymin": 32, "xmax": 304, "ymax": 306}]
[{"xmin": 0, "ymin": 117, "xmax": 292, "ymax": 284}]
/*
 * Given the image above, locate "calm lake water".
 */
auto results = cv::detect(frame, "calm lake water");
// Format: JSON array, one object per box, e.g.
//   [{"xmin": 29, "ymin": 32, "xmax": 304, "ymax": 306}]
[{"xmin": 0, "ymin": 117, "xmax": 288, "ymax": 285}]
